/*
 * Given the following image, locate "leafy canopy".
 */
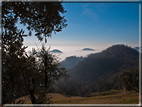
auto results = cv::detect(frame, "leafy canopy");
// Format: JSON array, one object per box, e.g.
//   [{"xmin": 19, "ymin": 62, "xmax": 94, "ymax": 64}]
[
  {"xmin": 2, "ymin": 2, "xmax": 68, "ymax": 104},
  {"xmin": 2, "ymin": 2, "xmax": 67, "ymax": 42}
]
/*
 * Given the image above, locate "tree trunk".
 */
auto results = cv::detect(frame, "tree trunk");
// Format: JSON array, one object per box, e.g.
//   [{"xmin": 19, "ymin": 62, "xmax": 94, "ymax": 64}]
[
  {"xmin": 45, "ymin": 69, "xmax": 47, "ymax": 93},
  {"xmin": 29, "ymin": 89, "xmax": 37, "ymax": 104}
]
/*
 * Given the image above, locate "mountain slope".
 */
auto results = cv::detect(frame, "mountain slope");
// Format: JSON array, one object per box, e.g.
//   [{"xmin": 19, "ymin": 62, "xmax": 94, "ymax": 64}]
[
  {"xmin": 68, "ymin": 44, "xmax": 139, "ymax": 83},
  {"xmin": 133, "ymin": 46, "xmax": 142, "ymax": 52},
  {"xmin": 60, "ymin": 56, "xmax": 84, "ymax": 69}
]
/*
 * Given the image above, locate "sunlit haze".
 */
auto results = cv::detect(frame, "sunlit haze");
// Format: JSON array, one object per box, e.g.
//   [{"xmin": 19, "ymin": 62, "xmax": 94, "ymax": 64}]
[{"xmin": 22, "ymin": 3, "xmax": 139, "ymax": 61}]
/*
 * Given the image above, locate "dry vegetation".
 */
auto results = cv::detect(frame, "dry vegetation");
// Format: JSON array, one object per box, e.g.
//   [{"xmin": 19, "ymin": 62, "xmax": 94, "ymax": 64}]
[{"xmin": 16, "ymin": 90, "xmax": 139, "ymax": 104}]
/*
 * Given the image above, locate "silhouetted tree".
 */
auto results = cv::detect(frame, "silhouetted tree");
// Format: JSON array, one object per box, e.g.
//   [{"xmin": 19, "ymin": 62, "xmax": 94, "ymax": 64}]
[
  {"xmin": 2, "ymin": 30, "xmax": 29, "ymax": 104},
  {"xmin": 2, "ymin": 2, "xmax": 68, "ymax": 104},
  {"xmin": 36, "ymin": 45, "xmax": 69, "ymax": 92},
  {"xmin": 2, "ymin": 2, "xmax": 67, "ymax": 42}
]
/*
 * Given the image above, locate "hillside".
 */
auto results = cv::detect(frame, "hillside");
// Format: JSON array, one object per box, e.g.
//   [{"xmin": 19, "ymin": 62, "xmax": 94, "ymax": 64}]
[
  {"xmin": 68, "ymin": 44, "xmax": 139, "ymax": 84},
  {"xmin": 133, "ymin": 46, "xmax": 142, "ymax": 52},
  {"xmin": 60, "ymin": 56, "xmax": 84, "ymax": 69}
]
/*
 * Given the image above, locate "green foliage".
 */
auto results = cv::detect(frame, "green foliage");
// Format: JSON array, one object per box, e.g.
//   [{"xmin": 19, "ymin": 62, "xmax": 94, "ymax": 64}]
[
  {"xmin": 123, "ymin": 99, "xmax": 139, "ymax": 104},
  {"xmin": 118, "ymin": 68, "xmax": 139, "ymax": 92}
]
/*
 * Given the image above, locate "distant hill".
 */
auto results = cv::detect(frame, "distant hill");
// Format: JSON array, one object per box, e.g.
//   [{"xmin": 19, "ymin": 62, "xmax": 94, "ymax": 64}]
[
  {"xmin": 68, "ymin": 44, "xmax": 139, "ymax": 84},
  {"xmin": 82, "ymin": 48, "xmax": 95, "ymax": 51},
  {"xmin": 133, "ymin": 46, "xmax": 142, "ymax": 52},
  {"xmin": 60, "ymin": 56, "xmax": 84, "ymax": 69},
  {"xmin": 50, "ymin": 49, "xmax": 63, "ymax": 53}
]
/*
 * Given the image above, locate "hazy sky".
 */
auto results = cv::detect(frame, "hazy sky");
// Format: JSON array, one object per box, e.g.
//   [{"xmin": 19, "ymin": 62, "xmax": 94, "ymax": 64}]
[{"xmin": 22, "ymin": 3, "xmax": 139, "ymax": 60}]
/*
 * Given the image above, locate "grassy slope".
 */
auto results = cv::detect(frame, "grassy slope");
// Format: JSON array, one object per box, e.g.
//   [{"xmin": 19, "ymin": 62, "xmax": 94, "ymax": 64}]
[{"xmin": 16, "ymin": 90, "xmax": 139, "ymax": 104}]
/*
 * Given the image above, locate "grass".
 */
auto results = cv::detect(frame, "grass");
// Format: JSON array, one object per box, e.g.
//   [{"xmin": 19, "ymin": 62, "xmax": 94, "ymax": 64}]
[
  {"xmin": 123, "ymin": 99, "xmax": 139, "ymax": 104},
  {"xmin": 91, "ymin": 90, "xmax": 119, "ymax": 96},
  {"xmin": 16, "ymin": 90, "xmax": 139, "ymax": 104}
]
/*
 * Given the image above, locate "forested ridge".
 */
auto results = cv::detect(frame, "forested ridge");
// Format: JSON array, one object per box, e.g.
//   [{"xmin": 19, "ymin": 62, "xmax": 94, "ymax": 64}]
[
  {"xmin": 61, "ymin": 56, "xmax": 84, "ymax": 70},
  {"xmin": 68, "ymin": 44, "xmax": 139, "ymax": 83},
  {"xmin": 55, "ymin": 44, "xmax": 139, "ymax": 97}
]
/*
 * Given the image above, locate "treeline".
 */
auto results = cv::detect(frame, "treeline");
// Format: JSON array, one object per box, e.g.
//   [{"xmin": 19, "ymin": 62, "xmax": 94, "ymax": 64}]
[
  {"xmin": 49, "ymin": 45, "xmax": 140, "ymax": 97},
  {"xmin": 50, "ymin": 68, "xmax": 139, "ymax": 97}
]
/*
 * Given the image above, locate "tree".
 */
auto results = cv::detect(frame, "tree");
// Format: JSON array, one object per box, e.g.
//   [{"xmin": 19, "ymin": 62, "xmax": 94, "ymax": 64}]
[
  {"xmin": 35, "ymin": 45, "xmax": 69, "ymax": 103},
  {"xmin": 22, "ymin": 46, "xmax": 69, "ymax": 104},
  {"xmin": 2, "ymin": 2, "xmax": 67, "ymax": 42},
  {"xmin": 118, "ymin": 68, "xmax": 139, "ymax": 92},
  {"xmin": 2, "ymin": 2, "xmax": 68, "ymax": 104},
  {"xmin": 2, "ymin": 30, "xmax": 29, "ymax": 104},
  {"xmin": 95, "ymin": 77, "xmax": 105, "ymax": 95}
]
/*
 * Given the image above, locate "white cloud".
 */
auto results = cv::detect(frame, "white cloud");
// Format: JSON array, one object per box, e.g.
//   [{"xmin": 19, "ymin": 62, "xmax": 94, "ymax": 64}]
[{"xmin": 25, "ymin": 45, "xmax": 102, "ymax": 61}]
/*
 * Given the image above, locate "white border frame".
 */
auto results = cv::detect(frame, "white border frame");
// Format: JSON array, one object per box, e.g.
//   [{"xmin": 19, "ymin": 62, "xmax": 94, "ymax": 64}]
[
  {"xmin": 139, "ymin": 1, "xmax": 142, "ymax": 106},
  {"xmin": 1, "ymin": 0, "xmax": 142, "ymax": 106}
]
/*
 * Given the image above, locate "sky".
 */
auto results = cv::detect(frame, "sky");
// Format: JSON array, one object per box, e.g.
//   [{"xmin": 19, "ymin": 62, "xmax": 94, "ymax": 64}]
[{"xmin": 22, "ymin": 2, "xmax": 139, "ymax": 61}]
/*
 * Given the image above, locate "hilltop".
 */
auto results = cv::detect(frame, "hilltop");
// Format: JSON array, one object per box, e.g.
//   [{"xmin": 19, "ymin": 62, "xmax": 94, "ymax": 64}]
[
  {"xmin": 68, "ymin": 44, "xmax": 139, "ymax": 84},
  {"xmin": 50, "ymin": 49, "xmax": 63, "ymax": 53},
  {"xmin": 82, "ymin": 48, "xmax": 95, "ymax": 51}
]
